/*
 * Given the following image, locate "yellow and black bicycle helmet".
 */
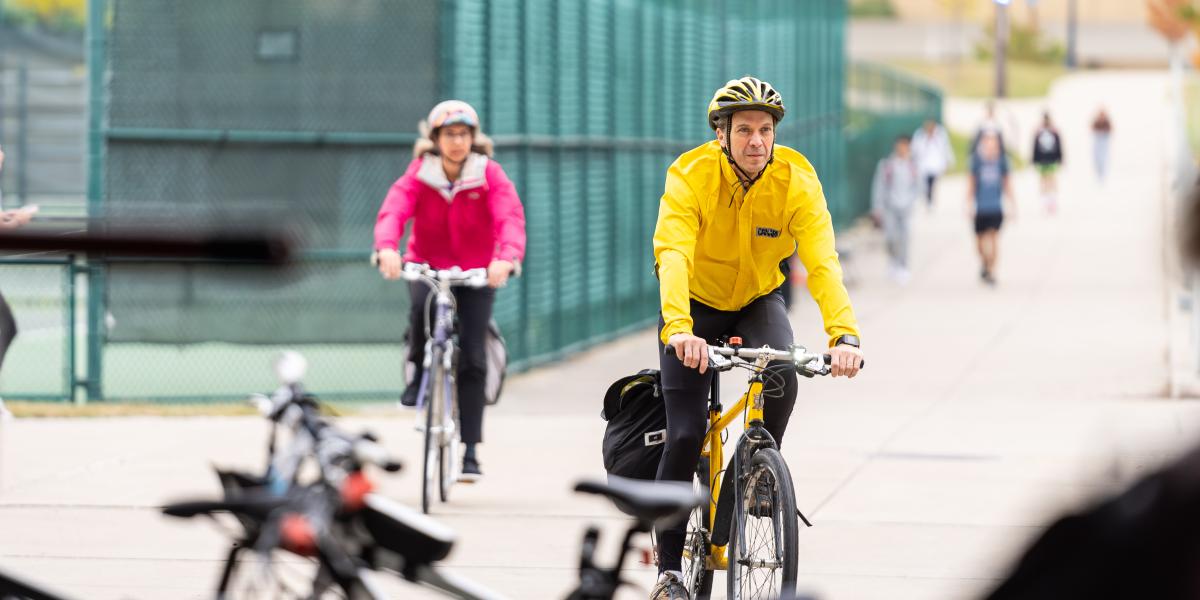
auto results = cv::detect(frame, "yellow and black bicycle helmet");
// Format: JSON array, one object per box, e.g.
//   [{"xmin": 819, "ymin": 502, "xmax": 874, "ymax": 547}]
[
  {"xmin": 707, "ymin": 76, "xmax": 786, "ymax": 191},
  {"xmin": 707, "ymin": 76, "xmax": 785, "ymax": 131}
]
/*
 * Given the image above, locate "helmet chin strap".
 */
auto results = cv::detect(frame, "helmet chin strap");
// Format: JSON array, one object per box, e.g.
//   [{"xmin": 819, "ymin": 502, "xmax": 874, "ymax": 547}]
[{"xmin": 721, "ymin": 119, "xmax": 774, "ymax": 196}]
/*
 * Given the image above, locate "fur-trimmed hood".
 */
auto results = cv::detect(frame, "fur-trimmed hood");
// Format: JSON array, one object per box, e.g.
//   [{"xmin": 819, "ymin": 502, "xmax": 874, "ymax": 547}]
[{"xmin": 413, "ymin": 119, "xmax": 495, "ymax": 159}]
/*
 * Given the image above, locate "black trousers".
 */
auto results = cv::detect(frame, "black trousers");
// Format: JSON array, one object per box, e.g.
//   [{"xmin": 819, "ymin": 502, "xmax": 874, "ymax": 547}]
[
  {"xmin": 407, "ymin": 282, "xmax": 494, "ymax": 445},
  {"xmin": 654, "ymin": 292, "xmax": 798, "ymax": 572},
  {"xmin": 925, "ymin": 173, "xmax": 938, "ymax": 206},
  {"xmin": 0, "ymin": 291, "xmax": 16, "ymax": 372}
]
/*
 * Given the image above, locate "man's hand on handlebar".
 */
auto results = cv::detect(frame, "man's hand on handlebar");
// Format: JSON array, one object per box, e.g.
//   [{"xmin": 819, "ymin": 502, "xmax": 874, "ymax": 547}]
[
  {"xmin": 667, "ymin": 333, "xmax": 709, "ymax": 374},
  {"xmin": 376, "ymin": 248, "xmax": 402, "ymax": 280},
  {"xmin": 828, "ymin": 344, "xmax": 864, "ymax": 379}
]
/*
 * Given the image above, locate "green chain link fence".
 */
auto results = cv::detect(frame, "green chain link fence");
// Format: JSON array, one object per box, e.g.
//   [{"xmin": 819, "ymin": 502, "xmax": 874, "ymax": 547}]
[
  {"xmin": 0, "ymin": 0, "xmax": 940, "ymax": 402},
  {"xmin": 0, "ymin": 257, "xmax": 75, "ymax": 401}
]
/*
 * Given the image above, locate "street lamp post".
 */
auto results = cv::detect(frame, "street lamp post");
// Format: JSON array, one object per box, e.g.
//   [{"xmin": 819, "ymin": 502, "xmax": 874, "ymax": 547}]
[
  {"xmin": 1066, "ymin": 0, "xmax": 1078, "ymax": 69},
  {"xmin": 995, "ymin": 0, "xmax": 1009, "ymax": 98}
]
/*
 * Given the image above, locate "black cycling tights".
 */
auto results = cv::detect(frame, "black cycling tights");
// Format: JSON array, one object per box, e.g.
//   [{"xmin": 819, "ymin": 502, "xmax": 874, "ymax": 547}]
[
  {"xmin": 655, "ymin": 292, "xmax": 798, "ymax": 573},
  {"xmin": 407, "ymin": 282, "xmax": 495, "ymax": 446}
]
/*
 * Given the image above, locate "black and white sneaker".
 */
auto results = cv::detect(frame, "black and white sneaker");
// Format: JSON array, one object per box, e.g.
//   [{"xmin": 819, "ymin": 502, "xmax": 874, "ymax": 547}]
[{"xmin": 650, "ymin": 572, "xmax": 690, "ymax": 600}]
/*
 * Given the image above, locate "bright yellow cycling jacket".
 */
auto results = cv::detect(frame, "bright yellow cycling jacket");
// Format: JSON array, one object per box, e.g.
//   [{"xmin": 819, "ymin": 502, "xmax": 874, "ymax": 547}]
[{"xmin": 654, "ymin": 140, "xmax": 860, "ymax": 347}]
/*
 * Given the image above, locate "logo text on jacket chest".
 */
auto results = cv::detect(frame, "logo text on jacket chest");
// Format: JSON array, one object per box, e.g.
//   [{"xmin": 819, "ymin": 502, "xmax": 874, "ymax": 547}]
[{"xmin": 755, "ymin": 227, "xmax": 781, "ymax": 238}]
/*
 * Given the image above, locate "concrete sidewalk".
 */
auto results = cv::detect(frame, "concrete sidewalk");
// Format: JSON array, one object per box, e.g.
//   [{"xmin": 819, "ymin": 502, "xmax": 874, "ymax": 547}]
[{"xmin": 1, "ymin": 71, "xmax": 1196, "ymax": 600}]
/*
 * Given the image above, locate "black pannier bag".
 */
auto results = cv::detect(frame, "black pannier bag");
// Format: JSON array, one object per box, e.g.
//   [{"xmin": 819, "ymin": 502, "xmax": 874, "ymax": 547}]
[{"xmin": 601, "ymin": 369, "xmax": 667, "ymax": 481}]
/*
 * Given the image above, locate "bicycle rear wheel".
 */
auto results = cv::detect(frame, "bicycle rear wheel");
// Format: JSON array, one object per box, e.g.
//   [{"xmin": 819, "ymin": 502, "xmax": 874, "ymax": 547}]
[
  {"xmin": 682, "ymin": 456, "xmax": 715, "ymax": 599},
  {"xmin": 727, "ymin": 448, "xmax": 798, "ymax": 600}
]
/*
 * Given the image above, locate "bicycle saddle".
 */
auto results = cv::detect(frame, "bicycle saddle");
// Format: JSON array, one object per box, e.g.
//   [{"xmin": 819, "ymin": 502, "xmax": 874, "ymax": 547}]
[
  {"xmin": 575, "ymin": 477, "xmax": 705, "ymax": 527},
  {"xmin": 161, "ymin": 494, "xmax": 288, "ymax": 519}
]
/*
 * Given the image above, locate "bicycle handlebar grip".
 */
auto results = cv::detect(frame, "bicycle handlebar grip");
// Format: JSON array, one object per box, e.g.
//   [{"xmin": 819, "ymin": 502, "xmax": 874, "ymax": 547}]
[{"xmin": 822, "ymin": 354, "xmax": 866, "ymax": 369}]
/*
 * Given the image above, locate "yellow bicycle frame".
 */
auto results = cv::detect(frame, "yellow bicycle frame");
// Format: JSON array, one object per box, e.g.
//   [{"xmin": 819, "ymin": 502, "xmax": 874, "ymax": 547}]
[{"xmin": 697, "ymin": 377, "xmax": 765, "ymax": 571}]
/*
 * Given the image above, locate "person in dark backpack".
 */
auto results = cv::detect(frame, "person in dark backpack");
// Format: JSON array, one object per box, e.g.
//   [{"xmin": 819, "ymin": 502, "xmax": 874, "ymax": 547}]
[
  {"xmin": 1031, "ymin": 112, "xmax": 1064, "ymax": 214},
  {"xmin": 649, "ymin": 76, "xmax": 865, "ymax": 600}
]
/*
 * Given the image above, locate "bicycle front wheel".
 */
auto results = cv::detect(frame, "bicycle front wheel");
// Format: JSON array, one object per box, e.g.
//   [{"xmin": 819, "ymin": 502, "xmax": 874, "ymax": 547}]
[
  {"xmin": 439, "ymin": 379, "xmax": 458, "ymax": 502},
  {"xmin": 682, "ymin": 456, "xmax": 714, "ymax": 599},
  {"xmin": 421, "ymin": 349, "xmax": 443, "ymax": 514},
  {"xmin": 727, "ymin": 448, "xmax": 799, "ymax": 600}
]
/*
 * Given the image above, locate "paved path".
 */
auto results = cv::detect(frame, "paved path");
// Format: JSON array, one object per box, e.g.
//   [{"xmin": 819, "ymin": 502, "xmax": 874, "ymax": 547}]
[{"xmin": 1, "ymin": 71, "xmax": 1195, "ymax": 599}]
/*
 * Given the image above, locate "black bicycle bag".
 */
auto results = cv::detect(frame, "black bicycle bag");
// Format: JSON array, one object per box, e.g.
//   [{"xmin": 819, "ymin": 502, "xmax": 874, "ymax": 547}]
[{"xmin": 601, "ymin": 369, "xmax": 666, "ymax": 482}]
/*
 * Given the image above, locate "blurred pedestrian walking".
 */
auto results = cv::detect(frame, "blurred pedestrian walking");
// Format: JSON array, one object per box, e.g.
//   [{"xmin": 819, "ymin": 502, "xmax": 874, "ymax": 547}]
[
  {"xmin": 968, "ymin": 132, "xmax": 1016, "ymax": 286},
  {"xmin": 1032, "ymin": 112, "xmax": 1064, "ymax": 214},
  {"xmin": 1092, "ymin": 107, "xmax": 1113, "ymax": 183},
  {"xmin": 912, "ymin": 118, "xmax": 954, "ymax": 210},
  {"xmin": 872, "ymin": 135, "xmax": 920, "ymax": 284},
  {"xmin": 972, "ymin": 100, "xmax": 1011, "ymax": 158}
]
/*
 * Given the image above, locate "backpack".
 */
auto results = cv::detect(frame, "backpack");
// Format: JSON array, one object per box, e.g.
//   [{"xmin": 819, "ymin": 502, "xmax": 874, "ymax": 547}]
[
  {"xmin": 601, "ymin": 369, "xmax": 666, "ymax": 481},
  {"xmin": 403, "ymin": 319, "xmax": 508, "ymax": 405},
  {"xmin": 483, "ymin": 320, "xmax": 507, "ymax": 406}
]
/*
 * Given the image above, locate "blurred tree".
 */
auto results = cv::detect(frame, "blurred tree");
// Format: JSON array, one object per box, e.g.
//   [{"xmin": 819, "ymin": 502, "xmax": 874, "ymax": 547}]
[
  {"xmin": 1145, "ymin": 0, "xmax": 1200, "ymax": 67},
  {"xmin": 976, "ymin": 19, "xmax": 1065, "ymax": 64},
  {"xmin": 1146, "ymin": 0, "xmax": 1191, "ymax": 41},
  {"xmin": 3, "ymin": 0, "xmax": 85, "ymax": 33},
  {"xmin": 849, "ymin": 0, "xmax": 898, "ymax": 19}
]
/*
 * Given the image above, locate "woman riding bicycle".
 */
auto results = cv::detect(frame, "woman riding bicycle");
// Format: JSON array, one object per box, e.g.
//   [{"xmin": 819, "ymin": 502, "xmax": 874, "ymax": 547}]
[{"xmin": 373, "ymin": 100, "xmax": 526, "ymax": 480}]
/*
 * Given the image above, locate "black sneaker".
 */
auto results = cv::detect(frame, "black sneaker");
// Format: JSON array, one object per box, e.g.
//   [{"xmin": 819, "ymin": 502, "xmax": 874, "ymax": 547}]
[
  {"xmin": 460, "ymin": 456, "xmax": 482, "ymax": 483},
  {"xmin": 650, "ymin": 573, "xmax": 690, "ymax": 600},
  {"xmin": 399, "ymin": 385, "xmax": 419, "ymax": 408}
]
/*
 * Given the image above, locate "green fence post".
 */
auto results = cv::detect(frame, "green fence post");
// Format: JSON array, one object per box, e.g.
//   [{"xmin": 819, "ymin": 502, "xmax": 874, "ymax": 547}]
[
  {"xmin": 64, "ymin": 256, "xmax": 77, "ymax": 402},
  {"xmin": 439, "ymin": 0, "xmax": 457, "ymax": 100},
  {"xmin": 85, "ymin": 0, "xmax": 108, "ymax": 402}
]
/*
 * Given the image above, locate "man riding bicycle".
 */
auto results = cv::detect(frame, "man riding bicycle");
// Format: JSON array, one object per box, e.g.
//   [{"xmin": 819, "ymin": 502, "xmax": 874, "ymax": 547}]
[{"xmin": 651, "ymin": 76, "xmax": 864, "ymax": 600}]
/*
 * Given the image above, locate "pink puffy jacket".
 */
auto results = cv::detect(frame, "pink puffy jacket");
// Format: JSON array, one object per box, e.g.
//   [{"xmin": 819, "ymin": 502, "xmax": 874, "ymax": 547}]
[{"xmin": 374, "ymin": 154, "xmax": 527, "ymax": 270}]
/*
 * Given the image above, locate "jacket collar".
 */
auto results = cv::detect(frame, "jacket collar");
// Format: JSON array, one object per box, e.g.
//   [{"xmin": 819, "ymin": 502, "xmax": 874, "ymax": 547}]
[
  {"xmin": 416, "ymin": 153, "xmax": 490, "ymax": 201},
  {"xmin": 714, "ymin": 140, "xmax": 780, "ymax": 194}
]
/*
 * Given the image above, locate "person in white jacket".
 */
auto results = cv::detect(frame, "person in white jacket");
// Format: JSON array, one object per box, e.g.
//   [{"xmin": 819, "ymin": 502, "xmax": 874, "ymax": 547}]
[
  {"xmin": 912, "ymin": 118, "xmax": 955, "ymax": 210},
  {"xmin": 872, "ymin": 135, "xmax": 921, "ymax": 284}
]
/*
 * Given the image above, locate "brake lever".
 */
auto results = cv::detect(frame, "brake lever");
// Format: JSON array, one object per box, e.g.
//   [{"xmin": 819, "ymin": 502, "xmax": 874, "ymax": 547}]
[{"xmin": 708, "ymin": 352, "xmax": 733, "ymax": 371}]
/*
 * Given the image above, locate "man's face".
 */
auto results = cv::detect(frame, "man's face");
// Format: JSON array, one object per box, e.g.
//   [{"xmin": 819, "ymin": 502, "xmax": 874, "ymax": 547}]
[
  {"xmin": 436, "ymin": 124, "xmax": 473, "ymax": 163},
  {"xmin": 895, "ymin": 139, "xmax": 911, "ymax": 159},
  {"xmin": 717, "ymin": 110, "xmax": 775, "ymax": 175}
]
